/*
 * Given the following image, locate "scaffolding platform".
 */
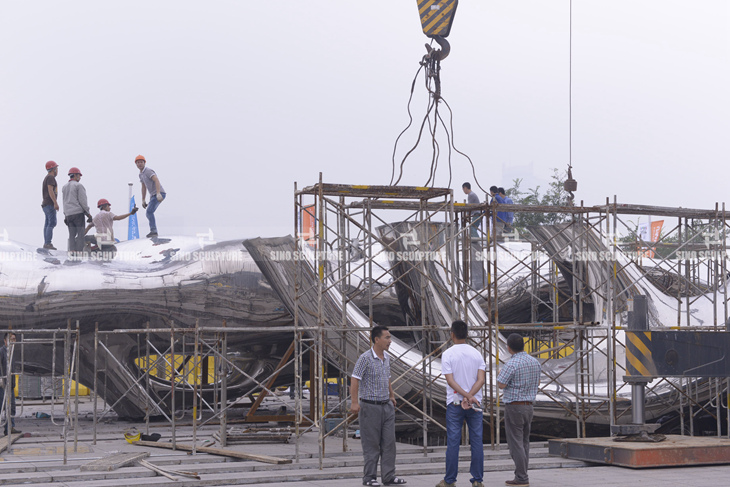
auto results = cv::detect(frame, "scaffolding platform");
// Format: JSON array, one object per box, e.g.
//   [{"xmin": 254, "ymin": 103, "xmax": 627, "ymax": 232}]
[{"xmin": 549, "ymin": 435, "xmax": 730, "ymax": 468}]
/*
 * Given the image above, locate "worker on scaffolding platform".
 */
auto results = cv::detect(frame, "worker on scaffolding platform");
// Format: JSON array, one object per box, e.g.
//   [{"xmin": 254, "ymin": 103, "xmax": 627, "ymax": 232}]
[
  {"xmin": 490, "ymin": 185, "xmax": 507, "ymax": 238},
  {"xmin": 499, "ymin": 187, "xmax": 515, "ymax": 233},
  {"xmin": 462, "ymin": 182, "xmax": 481, "ymax": 239}
]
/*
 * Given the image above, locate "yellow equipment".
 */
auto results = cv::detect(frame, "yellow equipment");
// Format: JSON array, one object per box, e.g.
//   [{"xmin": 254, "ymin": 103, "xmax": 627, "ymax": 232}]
[
  {"xmin": 417, "ymin": 0, "xmax": 458, "ymax": 38},
  {"xmin": 417, "ymin": 0, "xmax": 458, "ymax": 62}
]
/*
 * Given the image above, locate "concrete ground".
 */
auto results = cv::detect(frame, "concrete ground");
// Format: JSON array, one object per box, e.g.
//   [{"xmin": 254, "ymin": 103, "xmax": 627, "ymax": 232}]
[{"xmin": 278, "ymin": 465, "xmax": 730, "ymax": 487}]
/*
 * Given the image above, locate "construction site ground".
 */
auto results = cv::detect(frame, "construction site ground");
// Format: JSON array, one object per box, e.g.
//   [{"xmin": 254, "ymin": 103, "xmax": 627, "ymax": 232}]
[{"xmin": 1, "ymin": 397, "xmax": 729, "ymax": 486}]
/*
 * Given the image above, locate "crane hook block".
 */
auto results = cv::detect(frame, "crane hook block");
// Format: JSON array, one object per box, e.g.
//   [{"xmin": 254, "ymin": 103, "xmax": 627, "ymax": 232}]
[{"xmin": 417, "ymin": 0, "xmax": 458, "ymax": 38}]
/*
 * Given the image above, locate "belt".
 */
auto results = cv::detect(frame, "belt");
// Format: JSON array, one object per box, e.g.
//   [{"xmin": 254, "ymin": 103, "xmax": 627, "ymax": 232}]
[
  {"xmin": 507, "ymin": 401, "xmax": 533, "ymax": 406},
  {"xmin": 361, "ymin": 399, "xmax": 390, "ymax": 405}
]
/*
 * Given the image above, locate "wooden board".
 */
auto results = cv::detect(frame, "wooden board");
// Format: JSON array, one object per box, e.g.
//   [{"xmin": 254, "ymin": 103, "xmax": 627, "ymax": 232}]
[
  {"xmin": 133, "ymin": 440, "xmax": 291, "ymax": 465},
  {"xmin": 549, "ymin": 435, "xmax": 730, "ymax": 468},
  {"xmin": 81, "ymin": 452, "xmax": 150, "ymax": 471}
]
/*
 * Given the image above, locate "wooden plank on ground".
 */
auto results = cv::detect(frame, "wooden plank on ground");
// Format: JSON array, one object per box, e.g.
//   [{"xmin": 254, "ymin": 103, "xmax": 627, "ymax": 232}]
[
  {"xmin": 133, "ymin": 440, "xmax": 291, "ymax": 465},
  {"xmin": 0, "ymin": 433, "xmax": 23, "ymax": 454},
  {"xmin": 81, "ymin": 452, "xmax": 150, "ymax": 471}
]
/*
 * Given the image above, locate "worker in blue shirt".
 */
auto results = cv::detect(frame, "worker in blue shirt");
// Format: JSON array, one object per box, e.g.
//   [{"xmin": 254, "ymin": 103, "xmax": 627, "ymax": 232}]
[
  {"xmin": 499, "ymin": 187, "xmax": 515, "ymax": 232},
  {"xmin": 489, "ymin": 186, "xmax": 507, "ymax": 238}
]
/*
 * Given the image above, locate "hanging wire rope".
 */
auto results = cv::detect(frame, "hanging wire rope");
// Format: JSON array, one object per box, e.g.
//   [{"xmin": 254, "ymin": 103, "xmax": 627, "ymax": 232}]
[
  {"xmin": 564, "ymin": 0, "xmax": 577, "ymax": 203},
  {"xmin": 390, "ymin": 40, "xmax": 487, "ymax": 194}
]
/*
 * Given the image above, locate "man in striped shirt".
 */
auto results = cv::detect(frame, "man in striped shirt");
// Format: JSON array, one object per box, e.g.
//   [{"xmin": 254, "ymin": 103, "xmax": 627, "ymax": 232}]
[
  {"xmin": 497, "ymin": 334, "xmax": 541, "ymax": 487},
  {"xmin": 350, "ymin": 325, "xmax": 406, "ymax": 486}
]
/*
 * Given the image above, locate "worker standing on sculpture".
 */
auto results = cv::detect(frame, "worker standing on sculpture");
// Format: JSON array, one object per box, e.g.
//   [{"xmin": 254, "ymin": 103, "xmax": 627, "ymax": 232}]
[
  {"xmin": 498, "ymin": 334, "xmax": 541, "ymax": 487},
  {"xmin": 90, "ymin": 198, "xmax": 139, "ymax": 257},
  {"xmin": 41, "ymin": 161, "xmax": 60, "ymax": 250},
  {"xmin": 350, "ymin": 325, "xmax": 406, "ymax": 486},
  {"xmin": 62, "ymin": 167, "xmax": 92, "ymax": 257},
  {"xmin": 135, "ymin": 155, "xmax": 166, "ymax": 238}
]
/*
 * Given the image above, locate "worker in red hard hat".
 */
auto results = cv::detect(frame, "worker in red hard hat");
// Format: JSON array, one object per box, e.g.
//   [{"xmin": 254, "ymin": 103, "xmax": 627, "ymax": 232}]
[
  {"xmin": 134, "ymin": 155, "xmax": 166, "ymax": 238},
  {"xmin": 61, "ymin": 167, "xmax": 92, "ymax": 258},
  {"xmin": 87, "ymin": 199, "xmax": 139, "ymax": 258},
  {"xmin": 41, "ymin": 161, "xmax": 60, "ymax": 250}
]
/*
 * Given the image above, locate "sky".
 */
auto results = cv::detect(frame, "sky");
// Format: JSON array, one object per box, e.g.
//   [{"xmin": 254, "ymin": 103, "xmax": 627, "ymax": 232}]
[{"xmin": 1, "ymin": 1, "xmax": 729, "ymax": 247}]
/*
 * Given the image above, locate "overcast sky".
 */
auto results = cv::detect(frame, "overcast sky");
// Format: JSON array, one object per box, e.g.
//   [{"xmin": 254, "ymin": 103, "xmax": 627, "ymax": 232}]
[{"xmin": 1, "ymin": 1, "xmax": 728, "ymax": 247}]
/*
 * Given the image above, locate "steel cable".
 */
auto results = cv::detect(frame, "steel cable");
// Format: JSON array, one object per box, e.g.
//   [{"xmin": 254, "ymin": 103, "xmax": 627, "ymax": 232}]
[{"xmin": 391, "ymin": 46, "xmax": 486, "ymax": 194}]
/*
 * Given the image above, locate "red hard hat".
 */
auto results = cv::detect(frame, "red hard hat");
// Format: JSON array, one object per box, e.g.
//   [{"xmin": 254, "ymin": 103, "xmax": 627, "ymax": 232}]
[
  {"xmin": 68, "ymin": 167, "xmax": 82, "ymax": 176},
  {"xmin": 45, "ymin": 160, "xmax": 58, "ymax": 170},
  {"xmin": 97, "ymin": 198, "xmax": 110, "ymax": 208},
  {"xmin": 135, "ymin": 155, "xmax": 146, "ymax": 162}
]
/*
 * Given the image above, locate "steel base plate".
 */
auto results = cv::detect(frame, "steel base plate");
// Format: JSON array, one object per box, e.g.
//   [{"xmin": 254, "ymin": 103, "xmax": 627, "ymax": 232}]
[{"xmin": 548, "ymin": 435, "xmax": 730, "ymax": 468}]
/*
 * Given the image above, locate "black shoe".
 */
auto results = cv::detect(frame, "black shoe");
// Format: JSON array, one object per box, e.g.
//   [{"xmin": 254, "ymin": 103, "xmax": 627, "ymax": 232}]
[
  {"xmin": 10, "ymin": 428, "xmax": 21, "ymax": 434},
  {"xmin": 43, "ymin": 243, "xmax": 57, "ymax": 250},
  {"xmin": 146, "ymin": 231, "xmax": 158, "ymax": 238}
]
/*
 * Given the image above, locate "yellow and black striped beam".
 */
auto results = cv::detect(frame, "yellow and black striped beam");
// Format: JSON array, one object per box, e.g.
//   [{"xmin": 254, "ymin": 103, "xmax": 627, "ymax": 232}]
[
  {"xmin": 625, "ymin": 331, "xmax": 657, "ymax": 377},
  {"xmin": 417, "ymin": 0, "xmax": 458, "ymax": 38}
]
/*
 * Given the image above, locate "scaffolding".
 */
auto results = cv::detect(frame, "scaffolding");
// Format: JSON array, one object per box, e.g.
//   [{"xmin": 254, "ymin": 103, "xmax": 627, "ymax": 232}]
[
  {"xmin": 2, "ymin": 323, "xmax": 80, "ymax": 461},
  {"xmin": 4, "ymin": 182, "xmax": 730, "ymax": 466},
  {"xmin": 288, "ymin": 176, "xmax": 730, "ymax": 456}
]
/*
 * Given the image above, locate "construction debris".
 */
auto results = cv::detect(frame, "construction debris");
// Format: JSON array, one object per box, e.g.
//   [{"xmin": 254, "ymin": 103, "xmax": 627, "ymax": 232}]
[
  {"xmin": 137, "ymin": 458, "xmax": 201, "ymax": 481},
  {"xmin": 81, "ymin": 452, "xmax": 150, "ymax": 471},
  {"xmin": 215, "ymin": 426, "xmax": 292, "ymax": 444},
  {"xmin": 133, "ymin": 439, "xmax": 292, "ymax": 464}
]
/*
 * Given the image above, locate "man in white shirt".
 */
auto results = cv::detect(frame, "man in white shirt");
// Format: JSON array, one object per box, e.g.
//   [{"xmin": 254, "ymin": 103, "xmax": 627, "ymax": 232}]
[
  {"xmin": 89, "ymin": 198, "xmax": 138, "ymax": 257},
  {"xmin": 437, "ymin": 320, "xmax": 486, "ymax": 487}
]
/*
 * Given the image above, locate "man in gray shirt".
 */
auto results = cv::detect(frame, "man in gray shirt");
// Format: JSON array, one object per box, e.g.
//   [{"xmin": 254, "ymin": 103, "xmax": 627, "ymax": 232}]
[
  {"xmin": 462, "ymin": 183, "xmax": 481, "ymax": 238},
  {"xmin": 350, "ymin": 326, "xmax": 406, "ymax": 486},
  {"xmin": 62, "ymin": 167, "xmax": 92, "ymax": 256},
  {"xmin": 135, "ymin": 155, "xmax": 166, "ymax": 238},
  {"xmin": 462, "ymin": 182, "xmax": 485, "ymax": 288}
]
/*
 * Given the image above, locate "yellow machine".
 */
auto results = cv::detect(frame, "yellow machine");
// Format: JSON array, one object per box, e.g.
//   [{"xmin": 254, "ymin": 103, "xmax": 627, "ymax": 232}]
[
  {"xmin": 417, "ymin": 0, "xmax": 458, "ymax": 60},
  {"xmin": 417, "ymin": 0, "xmax": 458, "ymax": 38}
]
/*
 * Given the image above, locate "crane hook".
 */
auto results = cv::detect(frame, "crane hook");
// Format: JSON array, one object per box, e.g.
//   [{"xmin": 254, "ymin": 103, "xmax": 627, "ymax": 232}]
[{"xmin": 424, "ymin": 35, "xmax": 450, "ymax": 61}]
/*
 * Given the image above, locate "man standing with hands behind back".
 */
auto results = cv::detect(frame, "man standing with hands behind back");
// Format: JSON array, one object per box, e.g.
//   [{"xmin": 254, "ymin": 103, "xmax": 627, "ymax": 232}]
[
  {"xmin": 350, "ymin": 325, "xmax": 406, "ymax": 487},
  {"xmin": 135, "ymin": 155, "xmax": 166, "ymax": 238},
  {"xmin": 437, "ymin": 320, "xmax": 486, "ymax": 487},
  {"xmin": 498, "ymin": 333, "xmax": 541, "ymax": 487}
]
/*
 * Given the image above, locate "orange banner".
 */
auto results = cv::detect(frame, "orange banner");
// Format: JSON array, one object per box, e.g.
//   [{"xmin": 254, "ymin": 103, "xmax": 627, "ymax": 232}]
[
  {"xmin": 641, "ymin": 220, "xmax": 663, "ymax": 258},
  {"xmin": 301, "ymin": 204, "xmax": 316, "ymax": 247},
  {"xmin": 650, "ymin": 220, "xmax": 663, "ymax": 242}
]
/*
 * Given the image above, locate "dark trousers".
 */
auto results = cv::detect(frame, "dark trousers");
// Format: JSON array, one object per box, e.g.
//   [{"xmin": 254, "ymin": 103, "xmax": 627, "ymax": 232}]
[
  {"xmin": 360, "ymin": 401, "xmax": 397, "ymax": 484},
  {"xmin": 42, "ymin": 204, "xmax": 57, "ymax": 245},
  {"xmin": 1, "ymin": 385, "xmax": 16, "ymax": 433},
  {"xmin": 66, "ymin": 213, "xmax": 86, "ymax": 252},
  {"xmin": 505, "ymin": 404, "xmax": 533, "ymax": 483},
  {"xmin": 445, "ymin": 403, "xmax": 483, "ymax": 484}
]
